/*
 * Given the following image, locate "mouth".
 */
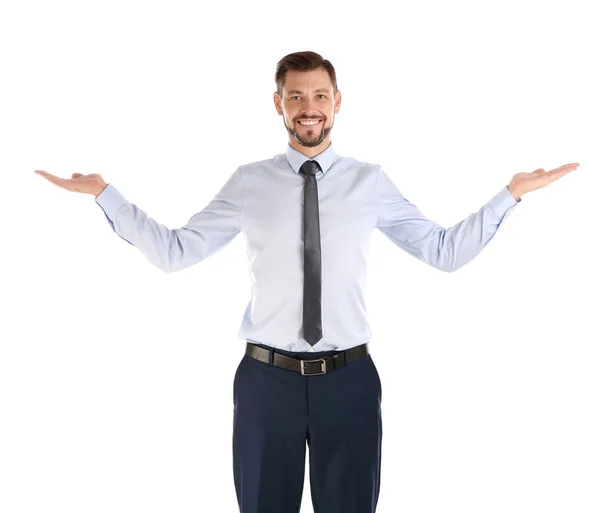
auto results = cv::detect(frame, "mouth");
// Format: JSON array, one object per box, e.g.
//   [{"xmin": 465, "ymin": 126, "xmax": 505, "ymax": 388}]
[{"xmin": 297, "ymin": 119, "xmax": 323, "ymax": 127}]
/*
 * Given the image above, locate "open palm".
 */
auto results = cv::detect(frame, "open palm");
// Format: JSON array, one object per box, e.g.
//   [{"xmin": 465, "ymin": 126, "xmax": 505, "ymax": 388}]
[
  {"xmin": 34, "ymin": 170, "xmax": 107, "ymax": 197},
  {"xmin": 509, "ymin": 162, "xmax": 579, "ymax": 199}
]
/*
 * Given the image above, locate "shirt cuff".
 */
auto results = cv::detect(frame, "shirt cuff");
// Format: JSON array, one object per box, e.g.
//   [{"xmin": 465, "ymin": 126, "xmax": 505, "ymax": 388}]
[
  {"xmin": 486, "ymin": 185, "xmax": 520, "ymax": 218},
  {"xmin": 95, "ymin": 183, "xmax": 129, "ymax": 221}
]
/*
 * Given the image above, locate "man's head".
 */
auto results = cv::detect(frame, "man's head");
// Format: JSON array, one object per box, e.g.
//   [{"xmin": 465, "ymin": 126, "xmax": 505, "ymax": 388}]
[{"xmin": 273, "ymin": 51, "xmax": 342, "ymax": 157}]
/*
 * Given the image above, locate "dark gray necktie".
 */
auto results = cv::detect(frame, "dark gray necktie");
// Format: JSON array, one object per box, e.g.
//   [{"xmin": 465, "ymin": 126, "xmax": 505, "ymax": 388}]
[{"xmin": 299, "ymin": 160, "xmax": 323, "ymax": 346}]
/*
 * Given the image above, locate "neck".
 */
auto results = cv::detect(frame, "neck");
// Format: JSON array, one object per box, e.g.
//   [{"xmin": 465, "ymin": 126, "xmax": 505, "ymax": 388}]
[{"xmin": 289, "ymin": 137, "xmax": 331, "ymax": 159}]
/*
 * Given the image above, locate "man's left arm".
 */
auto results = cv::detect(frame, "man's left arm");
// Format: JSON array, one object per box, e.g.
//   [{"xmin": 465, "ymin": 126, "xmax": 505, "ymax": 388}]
[{"xmin": 375, "ymin": 162, "xmax": 579, "ymax": 272}]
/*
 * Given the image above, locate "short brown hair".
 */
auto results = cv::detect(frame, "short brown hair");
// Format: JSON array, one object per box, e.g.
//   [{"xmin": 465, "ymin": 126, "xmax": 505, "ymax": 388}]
[{"xmin": 275, "ymin": 51, "xmax": 338, "ymax": 96}]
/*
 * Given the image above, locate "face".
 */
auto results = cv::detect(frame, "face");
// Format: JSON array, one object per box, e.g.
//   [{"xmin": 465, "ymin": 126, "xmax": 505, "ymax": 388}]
[{"xmin": 273, "ymin": 68, "xmax": 341, "ymax": 152}]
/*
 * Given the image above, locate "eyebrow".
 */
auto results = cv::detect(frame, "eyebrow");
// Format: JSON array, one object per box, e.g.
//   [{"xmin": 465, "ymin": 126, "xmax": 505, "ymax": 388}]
[{"xmin": 287, "ymin": 89, "xmax": 330, "ymax": 95}]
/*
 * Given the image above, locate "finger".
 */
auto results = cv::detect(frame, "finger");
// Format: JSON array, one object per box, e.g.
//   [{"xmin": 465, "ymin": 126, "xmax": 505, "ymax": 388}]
[
  {"xmin": 551, "ymin": 163, "xmax": 579, "ymax": 173},
  {"xmin": 548, "ymin": 163, "xmax": 578, "ymax": 177},
  {"xmin": 34, "ymin": 170, "xmax": 69, "ymax": 188},
  {"xmin": 34, "ymin": 169, "xmax": 58, "ymax": 181},
  {"xmin": 542, "ymin": 167, "xmax": 576, "ymax": 184}
]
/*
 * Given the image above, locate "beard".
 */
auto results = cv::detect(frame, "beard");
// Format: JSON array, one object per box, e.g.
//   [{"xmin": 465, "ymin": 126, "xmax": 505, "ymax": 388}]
[{"xmin": 284, "ymin": 115, "xmax": 333, "ymax": 147}]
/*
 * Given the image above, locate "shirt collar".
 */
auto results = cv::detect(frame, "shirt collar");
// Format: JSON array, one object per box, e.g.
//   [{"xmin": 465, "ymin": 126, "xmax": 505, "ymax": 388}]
[{"xmin": 285, "ymin": 141, "xmax": 338, "ymax": 174}]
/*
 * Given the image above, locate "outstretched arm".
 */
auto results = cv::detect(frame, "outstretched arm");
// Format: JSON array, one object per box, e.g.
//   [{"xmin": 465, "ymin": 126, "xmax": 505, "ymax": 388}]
[
  {"xmin": 35, "ymin": 167, "xmax": 246, "ymax": 273},
  {"xmin": 375, "ymin": 162, "xmax": 578, "ymax": 272},
  {"xmin": 94, "ymin": 168, "xmax": 245, "ymax": 273}
]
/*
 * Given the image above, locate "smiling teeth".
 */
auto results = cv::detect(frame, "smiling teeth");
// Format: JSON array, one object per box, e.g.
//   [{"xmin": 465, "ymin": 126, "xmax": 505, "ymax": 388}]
[{"xmin": 299, "ymin": 120, "xmax": 320, "ymax": 125}]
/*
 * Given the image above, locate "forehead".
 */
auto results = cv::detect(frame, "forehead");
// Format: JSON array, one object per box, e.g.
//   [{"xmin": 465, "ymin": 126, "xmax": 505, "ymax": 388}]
[{"xmin": 282, "ymin": 68, "xmax": 333, "ymax": 93}]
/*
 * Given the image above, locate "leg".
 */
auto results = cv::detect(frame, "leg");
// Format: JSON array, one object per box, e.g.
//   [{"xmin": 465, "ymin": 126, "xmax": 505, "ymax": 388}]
[
  {"xmin": 232, "ymin": 354, "xmax": 308, "ymax": 513},
  {"xmin": 307, "ymin": 353, "xmax": 383, "ymax": 513}
]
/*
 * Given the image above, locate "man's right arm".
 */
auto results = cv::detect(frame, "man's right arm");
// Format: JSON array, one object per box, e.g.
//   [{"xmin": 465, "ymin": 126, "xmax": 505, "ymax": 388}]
[{"xmin": 95, "ymin": 168, "xmax": 245, "ymax": 273}]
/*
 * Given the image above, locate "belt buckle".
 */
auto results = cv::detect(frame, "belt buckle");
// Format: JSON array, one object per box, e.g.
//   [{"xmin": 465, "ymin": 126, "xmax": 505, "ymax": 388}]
[{"xmin": 300, "ymin": 358, "xmax": 327, "ymax": 376}]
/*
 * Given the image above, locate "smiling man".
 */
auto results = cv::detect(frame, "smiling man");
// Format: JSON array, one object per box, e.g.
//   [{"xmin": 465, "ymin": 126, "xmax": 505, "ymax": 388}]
[
  {"xmin": 35, "ymin": 50, "xmax": 578, "ymax": 513},
  {"xmin": 276, "ymin": 66, "xmax": 338, "ymax": 153}
]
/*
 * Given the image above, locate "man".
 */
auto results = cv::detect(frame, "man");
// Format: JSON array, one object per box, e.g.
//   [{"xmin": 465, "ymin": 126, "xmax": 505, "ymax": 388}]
[{"xmin": 35, "ymin": 50, "xmax": 578, "ymax": 513}]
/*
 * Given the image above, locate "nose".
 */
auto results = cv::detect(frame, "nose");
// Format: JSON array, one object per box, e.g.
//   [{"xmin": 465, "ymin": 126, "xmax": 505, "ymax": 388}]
[{"xmin": 300, "ymin": 97, "xmax": 320, "ymax": 115}]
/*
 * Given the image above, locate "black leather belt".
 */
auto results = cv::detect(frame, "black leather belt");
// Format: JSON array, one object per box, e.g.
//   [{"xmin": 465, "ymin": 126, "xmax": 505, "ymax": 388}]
[{"xmin": 244, "ymin": 342, "xmax": 369, "ymax": 376}]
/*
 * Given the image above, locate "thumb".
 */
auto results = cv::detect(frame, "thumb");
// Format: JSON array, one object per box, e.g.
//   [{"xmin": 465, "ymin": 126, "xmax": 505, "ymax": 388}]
[
  {"xmin": 72, "ymin": 173, "xmax": 84, "ymax": 178},
  {"xmin": 533, "ymin": 168, "xmax": 545, "ymax": 175}
]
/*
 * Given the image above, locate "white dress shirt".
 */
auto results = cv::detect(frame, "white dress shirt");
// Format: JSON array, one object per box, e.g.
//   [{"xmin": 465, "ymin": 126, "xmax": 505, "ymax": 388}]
[{"xmin": 95, "ymin": 142, "xmax": 519, "ymax": 352}]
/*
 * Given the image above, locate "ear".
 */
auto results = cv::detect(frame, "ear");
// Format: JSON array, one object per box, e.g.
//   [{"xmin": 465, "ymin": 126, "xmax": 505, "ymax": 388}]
[
  {"xmin": 273, "ymin": 91, "xmax": 283, "ymax": 116},
  {"xmin": 334, "ymin": 89, "xmax": 342, "ymax": 114}
]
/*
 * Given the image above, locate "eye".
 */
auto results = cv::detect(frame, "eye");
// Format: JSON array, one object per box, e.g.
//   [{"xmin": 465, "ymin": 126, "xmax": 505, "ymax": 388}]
[
  {"xmin": 291, "ymin": 96, "xmax": 300, "ymax": 100},
  {"xmin": 319, "ymin": 95, "xmax": 327, "ymax": 99}
]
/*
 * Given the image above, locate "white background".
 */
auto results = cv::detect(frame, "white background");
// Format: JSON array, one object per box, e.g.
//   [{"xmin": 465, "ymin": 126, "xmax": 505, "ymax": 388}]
[{"xmin": 1, "ymin": 0, "xmax": 599, "ymax": 512}]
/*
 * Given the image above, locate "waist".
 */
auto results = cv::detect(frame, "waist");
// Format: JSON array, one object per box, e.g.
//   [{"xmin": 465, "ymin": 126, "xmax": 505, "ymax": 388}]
[{"xmin": 247, "ymin": 340, "xmax": 367, "ymax": 360}]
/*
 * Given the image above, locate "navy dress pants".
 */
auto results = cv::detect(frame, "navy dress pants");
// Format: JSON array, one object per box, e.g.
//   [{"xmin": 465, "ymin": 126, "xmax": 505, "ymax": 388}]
[{"xmin": 232, "ymin": 342, "xmax": 383, "ymax": 513}]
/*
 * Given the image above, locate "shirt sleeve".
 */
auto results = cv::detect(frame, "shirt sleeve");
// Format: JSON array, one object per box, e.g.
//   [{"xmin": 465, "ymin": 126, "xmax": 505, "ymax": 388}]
[
  {"xmin": 94, "ymin": 167, "xmax": 245, "ymax": 273},
  {"xmin": 375, "ymin": 167, "xmax": 520, "ymax": 272}
]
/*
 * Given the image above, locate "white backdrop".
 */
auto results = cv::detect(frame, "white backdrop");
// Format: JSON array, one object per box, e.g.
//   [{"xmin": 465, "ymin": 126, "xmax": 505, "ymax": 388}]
[{"xmin": 1, "ymin": 0, "xmax": 599, "ymax": 512}]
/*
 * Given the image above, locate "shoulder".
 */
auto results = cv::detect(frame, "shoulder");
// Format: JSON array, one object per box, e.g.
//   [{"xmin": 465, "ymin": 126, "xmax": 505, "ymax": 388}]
[
  {"xmin": 339, "ymin": 155, "xmax": 382, "ymax": 175},
  {"xmin": 238, "ymin": 154, "xmax": 285, "ymax": 171}
]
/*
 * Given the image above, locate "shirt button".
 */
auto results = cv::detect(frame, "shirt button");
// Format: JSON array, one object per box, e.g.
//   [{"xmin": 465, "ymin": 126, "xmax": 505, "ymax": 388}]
[{"xmin": 309, "ymin": 348, "xmax": 315, "ymax": 352}]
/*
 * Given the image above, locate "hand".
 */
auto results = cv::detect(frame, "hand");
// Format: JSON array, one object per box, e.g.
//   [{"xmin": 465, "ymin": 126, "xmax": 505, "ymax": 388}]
[
  {"xmin": 34, "ymin": 170, "xmax": 108, "ymax": 197},
  {"xmin": 507, "ymin": 162, "xmax": 579, "ymax": 201}
]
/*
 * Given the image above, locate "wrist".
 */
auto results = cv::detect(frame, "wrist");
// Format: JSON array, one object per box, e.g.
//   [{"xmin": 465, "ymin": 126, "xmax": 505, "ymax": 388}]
[
  {"xmin": 507, "ymin": 183, "xmax": 522, "ymax": 202},
  {"xmin": 94, "ymin": 181, "xmax": 108, "ymax": 198}
]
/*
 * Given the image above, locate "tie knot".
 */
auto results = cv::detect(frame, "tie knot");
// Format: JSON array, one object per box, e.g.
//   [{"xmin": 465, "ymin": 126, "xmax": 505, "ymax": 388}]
[{"xmin": 300, "ymin": 160, "xmax": 321, "ymax": 177}]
